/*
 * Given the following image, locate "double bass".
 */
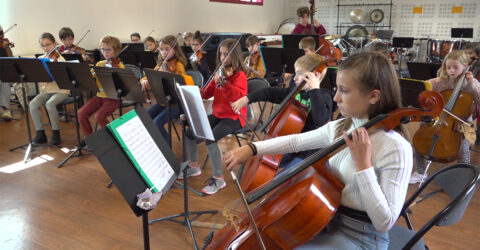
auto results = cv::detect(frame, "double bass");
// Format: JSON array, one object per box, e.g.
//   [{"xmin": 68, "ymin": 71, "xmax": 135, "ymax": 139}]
[
  {"xmin": 207, "ymin": 91, "xmax": 444, "ymax": 249},
  {"xmin": 413, "ymin": 68, "xmax": 476, "ymax": 162},
  {"xmin": 240, "ymin": 58, "xmax": 334, "ymax": 192}
]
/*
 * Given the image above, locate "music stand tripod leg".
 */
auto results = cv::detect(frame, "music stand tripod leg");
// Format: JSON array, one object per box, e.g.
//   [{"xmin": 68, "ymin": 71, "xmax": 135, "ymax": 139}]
[
  {"xmin": 149, "ymin": 162, "xmax": 218, "ymax": 250},
  {"xmin": 57, "ymin": 80, "xmax": 90, "ymax": 168},
  {"xmin": 9, "ymin": 80, "xmax": 47, "ymax": 162}
]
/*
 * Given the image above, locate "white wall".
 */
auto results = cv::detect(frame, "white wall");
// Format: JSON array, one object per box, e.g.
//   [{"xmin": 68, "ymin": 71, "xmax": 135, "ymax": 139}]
[
  {"xmin": 286, "ymin": 0, "xmax": 480, "ymax": 41},
  {"xmin": 0, "ymin": 0, "xmax": 286, "ymax": 56}
]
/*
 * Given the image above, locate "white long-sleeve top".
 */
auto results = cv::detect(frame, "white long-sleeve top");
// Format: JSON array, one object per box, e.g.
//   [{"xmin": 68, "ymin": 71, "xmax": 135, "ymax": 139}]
[{"xmin": 253, "ymin": 117, "xmax": 413, "ymax": 232}]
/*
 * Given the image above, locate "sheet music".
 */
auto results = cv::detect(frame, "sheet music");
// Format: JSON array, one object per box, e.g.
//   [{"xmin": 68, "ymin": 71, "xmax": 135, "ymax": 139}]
[
  {"xmin": 176, "ymin": 83, "xmax": 215, "ymax": 141},
  {"xmin": 114, "ymin": 115, "xmax": 174, "ymax": 192}
]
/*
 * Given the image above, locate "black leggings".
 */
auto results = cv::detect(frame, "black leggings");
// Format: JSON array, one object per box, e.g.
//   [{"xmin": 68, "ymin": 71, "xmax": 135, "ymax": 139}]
[{"xmin": 186, "ymin": 115, "xmax": 242, "ymax": 145}]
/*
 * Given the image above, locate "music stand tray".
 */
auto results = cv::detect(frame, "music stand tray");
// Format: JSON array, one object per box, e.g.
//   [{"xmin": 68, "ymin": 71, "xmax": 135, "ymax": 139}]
[
  {"xmin": 282, "ymin": 34, "xmax": 320, "ymax": 50},
  {"xmin": 392, "ymin": 37, "xmax": 414, "ymax": 48},
  {"xmin": 259, "ymin": 47, "xmax": 304, "ymax": 74},
  {"xmin": 93, "ymin": 67, "xmax": 145, "ymax": 104}
]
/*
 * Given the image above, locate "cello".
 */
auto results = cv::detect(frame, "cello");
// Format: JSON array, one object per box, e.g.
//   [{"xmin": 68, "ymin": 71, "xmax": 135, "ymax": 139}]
[
  {"xmin": 239, "ymin": 58, "xmax": 334, "ymax": 192},
  {"xmin": 206, "ymin": 90, "xmax": 444, "ymax": 249},
  {"xmin": 413, "ymin": 67, "xmax": 476, "ymax": 162}
]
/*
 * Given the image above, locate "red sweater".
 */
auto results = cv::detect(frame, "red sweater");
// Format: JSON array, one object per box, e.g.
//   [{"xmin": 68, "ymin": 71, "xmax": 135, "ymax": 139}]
[
  {"xmin": 202, "ymin": 71, "xmax": 247, "ymax": 127},
  {"xmin": 291, "ymin": 23, "xmax": 326, "ymax": 35}
]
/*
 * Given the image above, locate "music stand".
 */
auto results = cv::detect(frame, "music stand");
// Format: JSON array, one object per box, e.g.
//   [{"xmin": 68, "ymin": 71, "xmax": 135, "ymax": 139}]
[
  {"xmin": 392, "ymin": 37, "xmax": 415, "ymax": 74},
  {"xmin": 0, "ymin": 58, "xmax": 53, "ymax": 162},
  {"xmin": 399, "ymin": 78, "xmax": 431, "ymax": 108},
  {"xmin": 85, "ymin": 106, "xmax": 180, "ymax": 250},
  {"xmin": 93, "ymin": 67, "xmax": 145, "ymax": 113},
  {"xmin": 46, "ymin": 61, "xmax": 97, "ymax": 168},
  {"xmin": 451, "ymin": 28, "xmax": 473, "ymax": 39},
  {"xmin": 121, "ymin": 43, "xmax": 145, "ymax": 52},
  {"xmin": 282, "ymin": 34, "xmax": 320, "ymax": 50},
  {"xmin": 407, "ymin": 62, "xmax": 441, "ymax": 81},
  {"xmin": 61, "ymin": 53, "xmax": 84, "ymax": 62},
  {"xmin": 119, "ymin": 51, "xmax": 158, "ymax": 69},
  {"xmin": 259, "ymin": 47, "xmax": 303, "ymax": 87}
]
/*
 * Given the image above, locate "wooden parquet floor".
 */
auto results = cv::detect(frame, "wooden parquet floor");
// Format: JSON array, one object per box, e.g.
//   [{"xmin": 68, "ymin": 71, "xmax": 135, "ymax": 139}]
[{"xmin": 1, "ymin": 102, "xmax": 479, "ymax": 250}]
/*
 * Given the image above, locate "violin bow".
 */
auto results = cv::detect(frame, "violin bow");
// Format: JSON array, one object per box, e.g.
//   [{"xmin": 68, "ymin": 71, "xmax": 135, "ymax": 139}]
[
  {"xmin": 72, "ymin": 29, "xmax": 90, "ymax": 49},
  {"xmin": 3, "ymin": 23, "xmax": 18, "ymax": 34}
]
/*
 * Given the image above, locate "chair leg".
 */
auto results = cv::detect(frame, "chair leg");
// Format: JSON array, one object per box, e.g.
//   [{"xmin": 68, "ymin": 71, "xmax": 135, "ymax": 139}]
[
  {"xmin": 171, "ymin": 120, "xmax": 181, "ymax": 141},
  {"xmin": 235, "ymin": 134, "xmax": 242, "ymax": 147},
  {"xmin": 202, "ymin": 154, "xmax": 209, "ymax": 170}
]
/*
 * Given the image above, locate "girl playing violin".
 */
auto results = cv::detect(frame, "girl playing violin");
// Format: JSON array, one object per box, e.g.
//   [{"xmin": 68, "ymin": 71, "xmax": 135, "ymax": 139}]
[
  {"xmin": 0, "ymin": 24, "xmax": 13, "ymax": 57},
  {"xmin": 30, "ymin": 32, "xmax": 69, "ymax": 145},
  {"xmin": 189, "ymin": 30, "xmax": 210, "ymax": 83},
  {"xmin": 77, "ymin": 35, "xmax": 124, "ymax": 140},
  {"xmin": 225, "ymin": 52, "xmax": 413, "ymax": 249},
  {"xmin": 182, "ymin": 38, "xmax": 247, "ymax": 195},
  {"xmin": 58, "ymin": 27, "xmax": 86, "ymax": 55},
  {"xmin": 140, "ymin": 34, "xmax": 187, "ymax": 141},
  {"xmin": 244, "ymin": 35, "xmax": 265, "ymax": 79},
  {"xmin": 144, "ymin": 36, "xmax": 157, "ymax": 52},
  {"xmin": 464, "ymin": 43, "xmax": 480, "ymax": 145},
  {"xmin": 410, "ymin": 50, "xmax": 480, "ymax": 184},
  {"xmin": 232, "ymin": 54, "xmax": 335, "ymax": 170}
]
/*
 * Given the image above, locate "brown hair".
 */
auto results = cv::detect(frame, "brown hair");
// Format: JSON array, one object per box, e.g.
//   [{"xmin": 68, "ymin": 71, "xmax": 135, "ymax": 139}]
[
  {"xmin": 464, "ymin": 42, "xmax": 480, "ymax": 56},
  {"xmin": 216, "ymin": 38, "xmax": 246, "ymax": 73},
  {"xmin": 158, "ymin": 35, "xmax": 187, "ymax": 66},
  {"xmin": 299, "ymin": 36, "xmax": 316, "ymax": 51},
  {"xmin": 39, "ymin": 32, "xmax": 56, "ymax": 43},
  {"xmin": 437, "ymin": 50, "xmax": 469, "ymax": 81},
  {"xmin": 130, "ymin": 32, "xmax": 141, "ymax": 40},
  {"xmin": 297, "ymin": 6, "xmax": 310, "ymax": 17},
  {"xmin": 246, "ymin": 35, "xmax": 260, "ymax": 47},
  {"xmin": 144, "ymin": 36, "xmax": 156, "ymax": 44},
  {"xmin": 294, "ymin": 54, "xmax": 324, "ymax": 71},
  {"xmin": 59, "ymin": 27, "xmax": 74, "ymax": 39},
  {"xmin": 192, "ymin": 30, "xmax": 203, "ymax": 44},
  {"xmin": 183, "ymin": 32, "xmax": 193, "ymax": 40},
  {"xmin": 100, "ymin": 35, "xmax": 121, "ymax": 53},
  {"xmin": 334, "ymin": 52, "xmax": 407, "ymax": 139}
]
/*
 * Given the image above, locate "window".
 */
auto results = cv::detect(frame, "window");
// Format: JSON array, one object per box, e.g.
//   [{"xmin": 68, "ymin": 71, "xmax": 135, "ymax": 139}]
[{"xmin": 210, "ymin": 0, "xmax": 263, "ymax": 6}]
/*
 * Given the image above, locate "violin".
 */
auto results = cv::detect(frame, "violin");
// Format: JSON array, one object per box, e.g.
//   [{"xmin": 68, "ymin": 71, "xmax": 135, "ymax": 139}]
[
  {"xmin": 190, "ymin": 50, "xmax": 203, "ymax": 63},
  {"xmin": 246, "ymin": 51, "xmax": 260, "ymax": 69},
  {"xmin": 206, "ymin": 90, "xmax": 444, "ymax": 249},
  {"xmin": 413, "ymin": 67, "xmax": 476, "ymax": 162},
  {"xmin": 105, "ymin": 57, "xmax": 121, "ymax": 68},
  {"xmin": 0, "ymin": 38, "xmax": 15, "ymax": 48},
  {"xmin": 163, "ymin": 58, "xmax": 178, "ymax": 73},
  {"xmin": 217, "ymin": 65, "xmax": 234, "ymax": 86}
]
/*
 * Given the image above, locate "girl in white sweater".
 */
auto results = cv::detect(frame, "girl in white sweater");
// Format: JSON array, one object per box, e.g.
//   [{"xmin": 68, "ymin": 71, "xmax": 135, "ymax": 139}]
[{"xmin": 224, "ymin": 52, "xmax": 413, "ymax": 249}]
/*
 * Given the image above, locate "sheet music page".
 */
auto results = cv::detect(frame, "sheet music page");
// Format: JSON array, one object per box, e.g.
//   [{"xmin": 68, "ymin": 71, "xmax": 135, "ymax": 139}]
[
  {"xmin": 177, "ymin": 84, "xmax": 215, "ymax": 141},
  {"xmin": 114, "ymin": 115, "xmax": 174, "ymax": 192}
]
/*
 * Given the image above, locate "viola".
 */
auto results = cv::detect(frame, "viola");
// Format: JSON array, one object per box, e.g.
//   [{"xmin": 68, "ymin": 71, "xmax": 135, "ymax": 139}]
[
  {"xmin": 413, "ymin": 68, "xmax": 476, "ymax": 162},
  {"xmin": 239, "ymin": 61, "xmax": 329, "ymax": 192},
  {"xmin": 217, "ymin": 65, "xmax": 234, "ymax": 87},
  {"xmin": 207, "ymin": 90, "xmax": 444, "ymax": 249}
]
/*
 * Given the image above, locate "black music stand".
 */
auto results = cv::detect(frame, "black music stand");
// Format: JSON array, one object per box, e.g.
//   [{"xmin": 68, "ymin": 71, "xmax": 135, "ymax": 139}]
[
  {"xmin": 407, "ymin": 62, "xmax": 441, "ymax": 81},
  {"xmin": 451, "ymin": 28, "xmax": 473, "ymax": 39},
  {"xmin": 46, "ymin": 61, "xmax": 97, "ymax": 168},
  {"xmin": 259, "ymin": 47, "xmax": 303, "ymax": 87},
  {"xmin": 399, "ymin": 78, "xmax": 429, "ymax": 108},
  {"xmin": 93, "ymin": 67, "xmax": 145, "ymax": 114},
  {"xmin": 119, "ymin": 51, "xmax": 158, "ymax": 70},
  {"xmin": 85, "ymin": 106, "xmax": 180, "ymax": 250},
  {"xmin": 282, "ymin": 34, "xmax": 320, "ymax": 50},
  {"xmin": 121, "ymin": 43, "xmax": 145, "ymax": 52},
  {"xmin": 143, "ymin": 69, "xmax": 185, "ymax": 147},
  {"xmin": 0, "ymin": 58, "xmax": 53, "ymax": 162},
  {"xmin": 148, "ymin": 85, "xmax": 218, "ymax": 250},
  {"xmin": 61, "ymin": 54, "xmax": 84, "ymax": 62}
]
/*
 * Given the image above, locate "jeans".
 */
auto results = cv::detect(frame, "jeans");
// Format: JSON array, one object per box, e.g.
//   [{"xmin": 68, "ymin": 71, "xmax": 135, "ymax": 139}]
[
  {"xmin": 296, "ymin": 213, "xmax": 389, "ymax": 250},
  {"xmin": 29, "ymin": 92, "xmax": 69, "ymax": 131},
  {"xmin": 147, "ymin": 103, "xmax": 180, "ymax": 141}
]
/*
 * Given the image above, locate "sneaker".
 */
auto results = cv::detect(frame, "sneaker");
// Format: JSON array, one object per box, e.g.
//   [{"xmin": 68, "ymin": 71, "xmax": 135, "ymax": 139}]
[
  {"xmin": 1, "ymin": 110, "xmax": 12, "ymax": 121},
  {"xmin": 202, "ymin": 177, "xmax": 226, "ymax": 195},
  {"xmin": 177, "ymin": 166, "xmax": 202, "ymax": 179},
  {"xmin": 409, "ymin": 171, "xmax": 427, "ymax": 184}
]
